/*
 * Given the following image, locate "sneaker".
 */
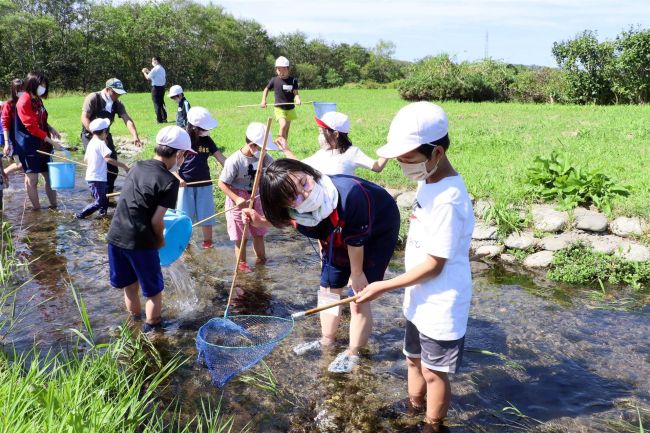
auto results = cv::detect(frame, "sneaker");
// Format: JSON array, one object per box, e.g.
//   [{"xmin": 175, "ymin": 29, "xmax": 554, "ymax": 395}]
[
  {"xmin": 142, "ymin": 320, "xmax": 164, "ymax": 334},
  {"xmin": 293, "ymin": 339, "xmax": 321, "ymax": 356},
  {"xmin": 201, "ymin": 240, "xmax": 213, "ymax": 249},
  {"xmin": 327, "ymin": 351, "xmax": 360, "ymax": 373},
  {"xmin": 238, "ymin": 262, "xmax": 252, "ymax": 273}
]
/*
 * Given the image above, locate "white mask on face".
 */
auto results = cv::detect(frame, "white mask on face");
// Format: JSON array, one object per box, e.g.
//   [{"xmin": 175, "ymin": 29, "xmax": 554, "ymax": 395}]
[
  {"xmin": 253, "ymin": 150, "xmax": 261, "ymax": 159},
  {"xmin": 293, "ymin": 177, "xmax": 323, "ymax": 214},
  {"xmin": 17, "ymin": 91, "xmax": 25, "ymax": 97},
  {"xmin": 318, "ymin": 131, "xmax": 330, "ymax": 150},
  {"xmin": 397, "ymin": 150, "xmax": 440, "ymax": 181},
  {"xmin": 37, "ymin": 85, "xmax": 47, "ymax": 96},
  {"xmin": 171, "ymin": 151, "xmax": 185, "ymax": 172}
]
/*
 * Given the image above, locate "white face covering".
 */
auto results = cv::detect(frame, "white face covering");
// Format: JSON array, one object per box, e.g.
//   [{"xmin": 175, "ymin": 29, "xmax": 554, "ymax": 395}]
[
  {"xmin": 253, "ymin": 150, "xmax": 261, "ymax": 159},
  {"xmin": 37, "ymin": 85, "xmax": 47, "ymax": 96},
  {"xmin": 318, "ymin": 131, "xmax": 331, "ymax": 150},
  {"xmin": 171, "ymin": 151, "xmax": 185, "ymax": 172},
  {"xmin": 293, "ymin": 178, "xmax": 323, "ymax": 213},
  {"xmin": 288, "ymin": 175, "xmax": 339, "ymax": 227},
  {"xmin": 397, "ymin": 150, "xmax": 440, "ymax": 181}
]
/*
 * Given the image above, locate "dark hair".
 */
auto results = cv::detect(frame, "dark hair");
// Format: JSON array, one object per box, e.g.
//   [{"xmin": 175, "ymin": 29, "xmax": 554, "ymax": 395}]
[
  {"xmin": 152, "ymin": 56, "xmax": 161, "ymax": 63},
  {"xmin": 260, "ymin": 159, "xmax": 322, "ymax": 227},
  {"xmin": 155, "ymin": 144, "xmax": 178, "ymax": 158},
  {"xmin": 414, "ymin": 134, "xmax": 450, "ymax": 158},
  {"xmin": 325, "ymin": 129, "xmax": 353, "ymax": 153},
  {"xmin": 186, "ymin": 124, "xmax": 203, "ymax": 151},
  {"xmin": 93, "ymin": 128, "xmax": 109, "ymax": 136},
  {"xmin": 10, "ymin": 79, "xmax": 24, "ymax": 103},
  {"xmin": 24, "ymin": 72, "xmax": 48, "ymax": 99}
]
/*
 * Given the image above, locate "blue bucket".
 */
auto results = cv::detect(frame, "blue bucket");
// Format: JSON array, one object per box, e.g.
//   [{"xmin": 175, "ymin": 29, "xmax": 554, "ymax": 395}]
[
  {"xmin": 47, "ymin": 162, "xmax": 77, "ymax": 190},
  {"xmin": 313, "ymin": 102, "xmax": 337, "ymax": 118},
  {"xmin": 159, "ymin": 209, "xmax": 192, "ymax": 267}
]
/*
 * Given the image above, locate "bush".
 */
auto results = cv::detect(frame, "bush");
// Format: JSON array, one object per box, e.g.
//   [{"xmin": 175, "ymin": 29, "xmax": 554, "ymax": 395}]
[
  {"xmin": 548, "ymin": 242, "xmax": 650, "ymax": 288},
  {"xmin": 525, "ymin": 151, "xmax": 630, "ymax": 214},
  {"xmin": 509, "ymin": 67, "xmax": 570, "ymax": 103}
]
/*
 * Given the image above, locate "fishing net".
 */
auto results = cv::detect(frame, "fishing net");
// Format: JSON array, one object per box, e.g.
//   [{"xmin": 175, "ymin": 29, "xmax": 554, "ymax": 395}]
[{"xmin": 196, "ymin": 315, "xmax": 294, "ymax": 387}]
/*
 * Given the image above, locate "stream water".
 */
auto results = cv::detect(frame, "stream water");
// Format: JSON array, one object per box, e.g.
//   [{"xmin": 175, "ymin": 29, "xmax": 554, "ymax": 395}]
[{"xmin": 1, "ymin": 168, "xmax": 648, "ymax": 432}]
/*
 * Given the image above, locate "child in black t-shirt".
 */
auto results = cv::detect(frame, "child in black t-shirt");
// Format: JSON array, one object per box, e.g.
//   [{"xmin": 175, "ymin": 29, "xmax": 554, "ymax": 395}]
[
  {"xmin": 168, "ymin": 85, "xmax": 191, "ymax": 128},
  {"xmin": 260, "ymin": 56, "xmax": 301, "ymax": 141},
  {"xmin": 106, "ymin": 125, "xmax": 195, "ymax": 333}
]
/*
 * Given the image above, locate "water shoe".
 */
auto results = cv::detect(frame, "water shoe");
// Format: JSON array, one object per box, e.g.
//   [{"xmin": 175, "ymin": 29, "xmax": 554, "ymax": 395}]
[
  {"xmin": 293, "ymin": 340, "xmax": 321, "ymax": 356},
  {"xmin": 327, "ymin": 351, "xmax": 360, "ymax": 373}
]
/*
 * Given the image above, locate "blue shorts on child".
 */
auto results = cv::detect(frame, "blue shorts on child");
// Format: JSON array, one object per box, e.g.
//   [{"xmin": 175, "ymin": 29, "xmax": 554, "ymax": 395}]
[
  {"xmin": 108, "ymin": 244, "xmax": 164, "ymax": 298},
  {"xmin": 176, "ymin": 185, "xmax": 215, "ymax": 226}
]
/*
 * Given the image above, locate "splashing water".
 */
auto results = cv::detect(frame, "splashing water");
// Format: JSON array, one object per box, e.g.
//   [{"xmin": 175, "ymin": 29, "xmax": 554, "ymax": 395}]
[{"xmin": 163, "ymin": 260, "xmax": 203, "ymax": 317}]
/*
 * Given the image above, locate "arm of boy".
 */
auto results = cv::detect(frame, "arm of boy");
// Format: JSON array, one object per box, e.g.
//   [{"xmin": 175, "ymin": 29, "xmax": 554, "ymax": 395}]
[
  {"xmin": 356, "ymin": 255, "xmax": 447, "ymax": 303},
  {"xmin": 241, "ymin": 208, "xmax": 273, "ymax": 228},
  {"xmin": 171, "ymin": 171, "xmax": 186, "ymax": 187},
  {"xmin": 293, "ymin": 91, "xmax": 301, "ymax": 106},
  {"xmin": 218, "ymin": 180, "xmax": 246, "ymax": 207},
  {"xmin": 274, "ymin": 137, "xmax": 297, "ymax": 160},
  {"xmin": 151, "ymin": 206, "xmax": 167, "ymax": 248},
  {"xmin": 212, "ymin": 150, "xmax": 226, "ymax": 167},
  {"xmin": 372, "ymin": 157, "xmax": 389, "ymax": 173},
  {"xmin": 347, "ymin": 245, "xmax": 368, "ymax": 293},
  {"xmin": 104, "ymin": 157, "xmax": 129, "ymax": 173},
  {"xmin": 260, "ymin": 87, "xmax": 269, "ymax": 108}
]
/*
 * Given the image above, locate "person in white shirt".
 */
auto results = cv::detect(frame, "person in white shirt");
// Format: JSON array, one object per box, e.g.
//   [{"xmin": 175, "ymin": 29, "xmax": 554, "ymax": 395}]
[
  {"xmin": 75, "ymin": 118, "xmax": 130, "ymax": 219},
  {"xmin": 142, "ymin": 56, "xmax": 167, "ymax": 123},
  {"xmin": 280, "ymin": 111, "xmax": 388, "ymax": 177},
  {"xmin": 356, "ymin": 102, "xmax": 475, "ymax": 433}
]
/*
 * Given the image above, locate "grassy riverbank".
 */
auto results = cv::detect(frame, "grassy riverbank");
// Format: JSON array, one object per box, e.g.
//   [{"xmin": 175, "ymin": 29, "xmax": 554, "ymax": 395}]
[{"xmin": 44, "ymin": 88, "xmax": 650, "ymax": 218}]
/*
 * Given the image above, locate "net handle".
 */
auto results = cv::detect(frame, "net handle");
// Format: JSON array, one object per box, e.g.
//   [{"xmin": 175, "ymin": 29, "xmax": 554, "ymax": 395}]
[
  {"xmin": 224, "ymin": 117, "xmax": 273, "ymax": 319},
  {"xmin": 291, "ymin": 295, "xmax": 360, "ymax": 319}
]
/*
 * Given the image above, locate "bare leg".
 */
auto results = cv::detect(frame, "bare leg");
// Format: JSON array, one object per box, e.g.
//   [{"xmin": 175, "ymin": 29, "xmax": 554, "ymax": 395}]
[
  {"xmin": 42, "ymin": 172, "xmax": 57, "ymax": 207},
  {"xmin": 235, "ymin": 238, "xmax": 247, "ymax": 264},
  {"xmin": 252, "ymin": 235, "xmax": 266, "ymax": 263},
  {"xmin": 319, "ymin": 286, "xmax": 343, "ymax": 346},
  {"xmin": 201, "ymin": 225, "xmax": 213, "ymax": 243},
  {"xmin": 123, "ymin": 281, "xmax": 141, "ymax": 315},
  {"xmin": 278, "ymin": 118, "xmax": 290, "ymax": 140},
  {"xmin": 5, "ymin": 162, "xmax": 23, "ymax": 175},
  {"xmin": 144, "ymin": 292, "xmax": 163, "ymax": 325},
  {"xmin": 407, "ymin": 356, "xmax": 427, "ymax": 408},
  {"xmin": 422, "ymin": 368, "xmax": 451, "ymax": 425},
  {"xmin": 348, "ymin": 298, "xmax": 373, "ymax": 354},
  {"xmin": 24, "ymin": 173, "xmax": 40, "ymax": 210}
]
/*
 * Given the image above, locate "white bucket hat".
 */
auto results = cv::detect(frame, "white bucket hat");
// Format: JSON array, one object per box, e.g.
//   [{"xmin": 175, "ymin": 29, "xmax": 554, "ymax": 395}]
[
  {"xmin": 156, "ymin": 125, "xmax": 195, "ymax": 154},
  {"xmin": 187, "ymin": 107, "xmax": 218, "ymax": 130},
  {"xmin": 377, "ymin": 102, "xmax": 448, "ymax": 158},
  {"xmin": 314, "ymin": 111, "xmax": 350, "ymax": 134},
  {"xmin": 168, "ymin": 85, "xmax": 183, "ymax": 98},
  {"xmin": 275, "ymin": 56, "xmax": 290, "ymax": 67},
  {"xmin": 88, "ymin": 118, "xmax": 110, "ymax": 132},
  {"xmin": 246, "ymin": 122, "xmax": 278, "ymax": 150}
]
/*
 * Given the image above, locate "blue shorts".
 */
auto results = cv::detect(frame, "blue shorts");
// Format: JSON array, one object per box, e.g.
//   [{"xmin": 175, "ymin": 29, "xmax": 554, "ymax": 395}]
[
  {"xmin": 176, "ymin": 185, "xmax": 216, "ymax": 226},
  {"xmin": 319, "ymin": 254, "xmax": 390, "ymax": 289},
  {"xmin": 108, "ymin": 244, "xmax": 164, "ymax": 298}
]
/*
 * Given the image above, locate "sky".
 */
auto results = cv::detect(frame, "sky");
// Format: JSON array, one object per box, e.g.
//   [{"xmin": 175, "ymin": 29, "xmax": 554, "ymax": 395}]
[{"xmin": 212, "ymin": 0, "xmax": 650, "ymax": 66}]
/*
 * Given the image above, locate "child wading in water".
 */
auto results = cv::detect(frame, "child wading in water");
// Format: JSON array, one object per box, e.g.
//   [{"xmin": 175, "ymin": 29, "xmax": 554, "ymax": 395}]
[
  {"xmin": 76, "ymin": 118, "xmax": 129, "ymax": 219},
  {"xmin": 107, "ymin": 125, "xmax": 194, "ymax": 332},
  {"xmin": 218, "ymin": 122, "xmax": 278, "ymax": 272},
  {"xmin": 261, "ymin": 56, "xmax": 301, "ymax": 141},
  {"xmin": 357, "ymin": 102, "xmax": 475, "ymax": 433},
  {"xmin": 174, "ymin": 107, "xmax": 225, "ymax": 248},
  {"xmin": 169, "ymin": 85, "xmax": 191, "ymax": 128}
]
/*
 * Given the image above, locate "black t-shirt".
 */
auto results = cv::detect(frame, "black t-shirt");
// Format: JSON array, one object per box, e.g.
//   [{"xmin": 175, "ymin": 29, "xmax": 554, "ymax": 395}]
[
  {"xmin": 106, "ymin": 159, "xmax": 179, "ymax": 250},
  {"xmin": 178, "ymin": 136, "xmax": 220, "ymax": 186},
  {"xmin": 266, "ymin": 76, "xmax": 298, "ymax": 109}
]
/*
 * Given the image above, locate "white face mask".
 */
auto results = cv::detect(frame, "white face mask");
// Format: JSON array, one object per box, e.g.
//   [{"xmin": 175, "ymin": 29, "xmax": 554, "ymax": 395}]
[
  {"xmin": 37, "ymin": 85, "xmax": 47, "ymax": 96},
  {"xmin": 171, "ymin": 152, "xmax": 185, "ymax": 172},
  {"xmin": 17, "ymin": 91, "xmax": 25, "ymax": 97},
  {"xmin": 253, "ymin": 150, "xmax": 261, "ymax": 159},
  {"xmin": 293, "ymin": 177, "xmax": 323, "ymax": 213},
  {"xmin": 318, "ymin": 131, "xmax": 330, "ymax": 150},
  {"xmin": 397, "ymin": 152, "xmax": 440, "ymax": 181}
]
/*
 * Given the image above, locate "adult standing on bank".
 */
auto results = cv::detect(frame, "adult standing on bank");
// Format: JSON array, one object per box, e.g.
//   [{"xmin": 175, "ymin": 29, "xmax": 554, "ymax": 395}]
[
  {"xmin": 80, "ymin": 78, "xmax": 142, "ymax": 194},
  {"xmin": 142, "ymin": 56, "xmax": 167, "ymax": 124}
]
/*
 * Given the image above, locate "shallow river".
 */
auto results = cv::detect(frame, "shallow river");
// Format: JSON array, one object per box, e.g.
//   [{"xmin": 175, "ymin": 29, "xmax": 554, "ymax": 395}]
[{"xmin": 1, "ymin": 169, "xmax": 648, "ymax": 433}]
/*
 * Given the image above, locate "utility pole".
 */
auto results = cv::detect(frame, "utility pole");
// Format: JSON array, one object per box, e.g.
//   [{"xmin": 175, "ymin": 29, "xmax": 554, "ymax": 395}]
[{"xmin": 484, "ymin": 31, "xmax": 489, "ymax": 59}]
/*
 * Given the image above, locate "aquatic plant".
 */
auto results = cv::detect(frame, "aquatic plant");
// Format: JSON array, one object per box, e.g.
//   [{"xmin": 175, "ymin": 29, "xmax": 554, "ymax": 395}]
[{"xmin": 0, "ymin": 221, "xmax": 24, "ymax": 284}]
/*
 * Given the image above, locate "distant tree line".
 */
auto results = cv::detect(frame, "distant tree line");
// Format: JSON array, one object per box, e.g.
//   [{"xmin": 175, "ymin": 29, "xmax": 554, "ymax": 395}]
[
  {"xmin": 400, "ymin": 27, "xmax": 650, "ymax": 105},
  {"xmin": 0, "ymin": 0, "xmax": 406, "ymax": 95}
]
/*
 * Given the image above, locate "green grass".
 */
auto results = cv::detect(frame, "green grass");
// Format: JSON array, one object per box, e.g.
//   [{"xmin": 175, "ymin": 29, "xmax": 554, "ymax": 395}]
[{"xmin": 43, "ymin": 88, "xmax": 650, "ymax": 217}]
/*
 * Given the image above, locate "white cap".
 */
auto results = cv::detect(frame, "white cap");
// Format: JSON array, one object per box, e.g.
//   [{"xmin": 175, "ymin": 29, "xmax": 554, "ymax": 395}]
[
  {"xmin": 88, "ymin": 118, "xmax": 110, "ymax": 132},
  {"xmin": 168, "ymin": 85, "xmax": 183, "ymax": 98},
  {"xmin": 314, "ymin": 111, "xmax": 350, "ymax": 134},
  {"xmin": 275, "ymin": 56, "xmax": 290, "ymax": 67},
  {"xmin": 246, "ymin": 122, "xmax": 278, "ymax": 150},
  {"xmin": 187, "ymin": 107, "xmax": 218, "ymax": 130},
  {"xmin": 156, "ymin": 125, "xmax": 196, "ymax": 154},
  {"xmin": 377, "ymin": 102, "xmax": 448, "ymax": 158}
]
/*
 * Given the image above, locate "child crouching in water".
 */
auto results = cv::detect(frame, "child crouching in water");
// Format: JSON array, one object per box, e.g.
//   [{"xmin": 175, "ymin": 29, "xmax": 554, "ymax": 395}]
[
  {"xmin": 218, "ymin": 122, "xmax": 277, "ymax": 272},
  {"xmin": 76, "ymin": 118, "xmax": 129, "ymax": 219}
]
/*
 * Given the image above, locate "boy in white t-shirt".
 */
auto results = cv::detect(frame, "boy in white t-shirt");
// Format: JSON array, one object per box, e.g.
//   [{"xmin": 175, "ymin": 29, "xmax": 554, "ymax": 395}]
[
  {"xmin": 357, "ymin": 102, "xmax": 474, "ymax": 433},
  {"xmin": 76, "ymin": 118, "xmax": 129, "ymax": 219}
]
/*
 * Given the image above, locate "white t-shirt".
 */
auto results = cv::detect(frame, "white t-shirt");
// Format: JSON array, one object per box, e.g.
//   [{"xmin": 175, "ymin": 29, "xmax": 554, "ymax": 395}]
[
  {"xmin": 84, "ymin": 136, "xmax": 112, "ymax": 182},
  {"xmin": 302, "ymin": 146, "xmax": 375, "ymax": 176},
  {"xmin": 219, "ymin": 150, "xmax": 273, "ymax": 191},
  {"xmin": 403, "ymin": 175, "xmax": 475, "ymax": 341},
  {"xmin": 148, "ymin": 64, "xmax": 166, "ymax": 86}
]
